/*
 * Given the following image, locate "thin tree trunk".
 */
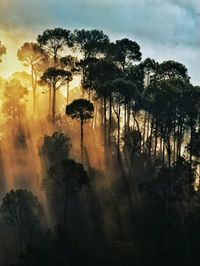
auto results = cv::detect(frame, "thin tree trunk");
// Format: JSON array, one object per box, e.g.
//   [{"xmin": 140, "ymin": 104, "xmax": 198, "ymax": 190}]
[
  {"xmin": 52, "ymin": 85, "xmax": 56, "ymax": 125},
  {"xmin": 132, "ymin": 111, "xmax": 140, "ymax": 132},
  {"xmin": 33, "ymin": 87, "xmax": 36, "ymax": 116},
  {"xmin": 124, "ymin": 103, "xmax": 127, "ymax": 136},
  {"xmin": 154, "ymin": 123, "xmax": 158, "ymax": 159},
  {"xmin": 31, "ymin": 65, "xmax": 36, "ymax": 116},
  {"xmin": 117, "ymin": 105, "xmax": 121, "ymax": 156},
  {"xmin": 146, "ymin": 113, "xmax": 150, "ymax": 144},
  {"xmin": 103, "ymin": 96, "xmax": 107, "ymax": 148},
  {"xmin": 173, "ymin": 121, "xmax": 176, "ymax": 163},
  {"xmin": 81, "ymin": 119, "xmax": 84, "ymax": 163},
  {"xmin": 49, "ymin": 86, "xmax": 52, "ymax": 117},
  {"xmin": 143, "ymin": 111, "xmax": 147, "ymax": 151},
  {"xmin": 67, "ymin": 81, "xmax": 69, "ymax": 105},
  {"xmin": 160, "ymin": 137, "xmax": 163, "ymax": 157},
  {"xmin": 148, "ymin": 120, "xmax": 154, "ymax": 158},
  {"xmin": 108, "ymin": 95, "xmax": 112, "ymax": 146},
  {"xmin": 190, "ymin": 119, "xmax": 194, "ymax": 168},
  {"xmin": 167, "ymin": 136, "xmax": 171, "ymax": 168},
  {"xmin": 162, "ymin": 133, "xmax": 165, "ymax": 165},
  {"xmin": 127, "ymin": 101, "xmax": 131, "ymax": 130}
]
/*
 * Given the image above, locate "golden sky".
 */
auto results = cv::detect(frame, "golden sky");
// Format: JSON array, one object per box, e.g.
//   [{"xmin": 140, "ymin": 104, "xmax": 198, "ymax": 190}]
[{"xmin": 0, "ymin": 28, "xmax": 35, "ymax": 78}]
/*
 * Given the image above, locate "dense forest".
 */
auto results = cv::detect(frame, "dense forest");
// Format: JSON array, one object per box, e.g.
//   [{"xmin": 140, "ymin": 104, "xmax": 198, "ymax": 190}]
[{"xmin": 0, "ymin": 27, "xmax": 200, "ymax": 266}]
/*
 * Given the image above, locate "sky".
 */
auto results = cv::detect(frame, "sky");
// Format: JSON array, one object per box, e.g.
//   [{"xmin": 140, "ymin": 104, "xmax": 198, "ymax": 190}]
[{"xmin": 0, "ymin": 0, "xmax": 199, "ymax": 84}]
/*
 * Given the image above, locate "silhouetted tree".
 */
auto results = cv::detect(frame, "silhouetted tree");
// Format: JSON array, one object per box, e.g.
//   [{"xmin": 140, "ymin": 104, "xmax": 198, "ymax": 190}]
[
  {"xmin": 40, "ymin": 67, "xmax": 72, "ymax": 124},
  {"xmin": 111, "ymin": 78, "xmax": 135, "ymax": 155},
  {"xmin": 39, "ymin": 131, "xmax": 70, "ymax": 168},
  {"xmin": 115, "ymin": 38, "xmax": 142, "ymax": 72},
  {"xmin": 60, "ymin": 55, "xmax": 78, "ymax": 104},
  {"xmin": 187, "ymin": 129, "xmax": 200, "ymax": 166},
  {"xmin": 84, "ymin": 58, "xmax": 121, "ymax": 145},
  {"xmin": 73, "ymin": 29, "xmax": 109, "ymax": 59},
  {"xmin": 73, "ymin": 29, "xmax": 109, "ymax": 96},
  {"xmin": 0, "ymin": 189, "xmax": 44, "ymax": 252},
  {"xmin": 42, "ymin": 159, "xmax": 90, "ymax": 229},
  {"xmin": 37, "ymin": 28, "xmax": 73, "ymax": 67},
  {"xmin": 66, "ymin": 99, "xmax": 94, "ymax": 162},
  {"xmin": 17, "ymin": 42, "xmax": 48, "ymax": 115},
  {"xmin": 123, "ymin": 128, "xmax": 142, "ymax": 163}
]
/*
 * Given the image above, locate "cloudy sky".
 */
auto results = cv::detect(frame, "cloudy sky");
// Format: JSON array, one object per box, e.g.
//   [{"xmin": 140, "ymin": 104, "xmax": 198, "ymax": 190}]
[{"xmin": 0, "ymin": 0, "xmax": 199, "ymax": 84}]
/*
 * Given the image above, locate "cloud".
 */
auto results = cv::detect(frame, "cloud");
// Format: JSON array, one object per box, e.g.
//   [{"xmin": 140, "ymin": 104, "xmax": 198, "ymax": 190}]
[{"xmin": 0, "ymin": 0, "xmax": 199, "ymax": 84}]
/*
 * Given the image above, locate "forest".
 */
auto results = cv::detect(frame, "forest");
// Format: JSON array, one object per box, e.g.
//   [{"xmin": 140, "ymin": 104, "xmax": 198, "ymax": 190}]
[{"xmin": 0, "ymin": 27, "xmax": 200, "ymax": 266}]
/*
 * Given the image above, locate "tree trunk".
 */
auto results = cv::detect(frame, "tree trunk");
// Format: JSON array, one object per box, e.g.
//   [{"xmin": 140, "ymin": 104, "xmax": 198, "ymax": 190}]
[
  {"xmin": 127, "ymin": 101, "xmax": 131, "ymax": 130},
  {"xmin": 162, "ymin": 135, "xmax": 165, "ymax": 165},
  {"xmin": 117, "ymin": 105, "xmax": 121, "ymax": 156},
  {"xmin": 190, "ymin": 119, "xmax": 195, "ymax": 168},
  {"xmin": 143, "ymin": 111, "xmax": 147, "ymax": 151},
  {"xmin": 49, "ymin": 86, "xmax": 52, "ymax": 117},
  {"xmin": 52, "ymin": 85, "xmax": 56, "ymax": 125},
  {"xmin": 166, "ymin": 136, "xmax": 171, "ymax": 168},
  {"xmin": 31, "ymin": 65, "xmax": 36, "ymax": 116},
  {"xmin": 33, "ymin": 87, "xmax": 36, "ymax": 116},
  {"xmin": 173, "ymin": 121, "xmax": 176, "ymax": 163},
  {"xmin": 81, "ymin": 119, "xmax": 84, "ymax": 163},
  {"xmin": 124, "ymin": 103, "xmax": 127, "ymax": 136},
  {"xmin": 132, "ymin": 111, "xmax": 140, "ymax": 132},
  {"xmin": 146, "ymin": 112, "xmax": 150, "ymax": 145},
  {"xmin": 103, "ymin": 96, "xmax": 107, "ymax": 148},
  {"xmin": 154, "ymin": 123, "xmax": 158, "ymax": 159},
  {"xmin": 67, "ymin": 81, "xmax": 70, "ymax": 105},
  {"xmin": 53, "ymin": 51, "xmax": 57, "ymax": 68},
  {"xmin": 108, "ymin": 95, "xmax": 112, "ymax": 146},
  {"xmin": 148, "ymin": 120, "xmax": 154, "ymax": 159}
]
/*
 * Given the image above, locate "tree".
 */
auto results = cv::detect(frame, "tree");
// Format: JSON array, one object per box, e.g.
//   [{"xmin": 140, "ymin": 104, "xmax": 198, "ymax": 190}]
[
  {"xmin": 66, "ymin": 99, "xmax": 94, "ymax": 162},
  {"xmin": 60, "ymin": 55, "xmax": 78, "ymax": 104},
  {"xmin": 145, "ymin": 60, "xmax": 191, "ymax": 164},
  {"xmin": 37, "ymin": 28, "xmax": 73, "ymax": 67},
  {"xmin": 142, "ymin": 57, "xmax": 158, "ymax": 87},
  {"xmin": 0, "ymin": 189, "xmax": 44, "ymax": 252},
  {"xmin": 42, "ymin": 159, "xmax": 90, "ymax": 229},
  {"xmin": 17, "ymin": 42, "xmax": 48, "ymax": 115},
  {"xmin": 2, "ymin": 79, "xmax": 28, "ymax": 131},
  {"xmin": 111, "ymin": 78, "xmax": 135, "ymax": 155},
  {"xmin": 187, "ymin": 129, "xmax": 200, "ymax": 166},
  {"xmin": 0, "ymin": 41, "xmax": 6, "ymax": 62},
  {"xmin": 40, "ymin": 67, "xmax": 72, "ymax": 124},
  {"xmin": 73, "ymin": 29, "xmax": 109, "ymax": 59},
  {"xmin": 123, "ymin": 128, "xmax": 142, "ymax": 163},
  {"xmin": 155, "ymin": 60, "xmax": 189, "ymax": 81},
  {"xmin": 39, "ymin": 131, "xmax": 70, "ymax": 168},
  {"xmin": 73, "ymin": 29, "xmax": 109, "ymax": 95},
  {"xmin": 115, "ymin": 38, "xmax": 142, "ymax": 72},
  {"xmin": 183, "ymin": 85, "xmax": 200, "ymax": 166},
  {"xmin": 84, "ymin": 58, "xmax": 121, "ymax": 146},
  {"xmin": 12, "ymin": 71, "xmax": 32, "ymax": 88}
]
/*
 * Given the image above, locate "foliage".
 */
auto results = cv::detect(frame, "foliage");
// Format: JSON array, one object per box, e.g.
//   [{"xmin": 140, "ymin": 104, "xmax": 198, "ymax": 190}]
[
  {"xmin": 2, "ymin": 79, "xmax": 28, "ymax": 121},
  {"xmin": 39, "ymin": 132, "xmax": 70, "ymax": 167},
  {"xmin": 0, "ymin": 189, "xmax": 44, "ymax": 251},
  {"xmin": 66, "ymin": 99, "xmax": 94, "ymax": 122}
]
